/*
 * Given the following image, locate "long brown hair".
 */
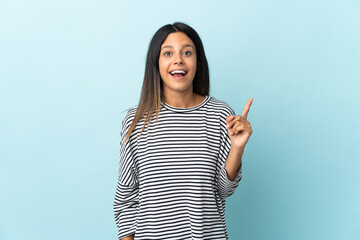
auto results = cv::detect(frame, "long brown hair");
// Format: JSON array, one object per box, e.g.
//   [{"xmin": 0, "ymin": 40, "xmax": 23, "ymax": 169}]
[{"xmin": 123, "ymin": 22, "xmax": 210, "ymax": 143}]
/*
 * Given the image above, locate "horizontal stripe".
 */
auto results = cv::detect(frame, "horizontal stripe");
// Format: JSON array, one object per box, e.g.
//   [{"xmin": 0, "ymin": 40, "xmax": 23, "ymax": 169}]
[{"xmin": 113, "ymin": 95, "xmax": 242, "ymax": 240}]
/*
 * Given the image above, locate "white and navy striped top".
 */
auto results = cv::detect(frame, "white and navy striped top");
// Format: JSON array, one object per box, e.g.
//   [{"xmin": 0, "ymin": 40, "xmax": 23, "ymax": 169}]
[{"xmin": 113, "ymin": 95, "xmax": 242, "ymax": 240}]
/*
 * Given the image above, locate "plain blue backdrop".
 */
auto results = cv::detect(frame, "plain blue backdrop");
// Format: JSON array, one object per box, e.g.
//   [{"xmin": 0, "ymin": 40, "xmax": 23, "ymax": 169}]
[{"xmin": 1, "ymin": 0, "xmax": 359, "ymax": 239}]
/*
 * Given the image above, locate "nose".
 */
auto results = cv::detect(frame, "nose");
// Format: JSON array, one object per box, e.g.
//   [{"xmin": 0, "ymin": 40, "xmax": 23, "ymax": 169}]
[{"xmin": 174, "ymin": 52, "xmax": 183, "ymax": 65}]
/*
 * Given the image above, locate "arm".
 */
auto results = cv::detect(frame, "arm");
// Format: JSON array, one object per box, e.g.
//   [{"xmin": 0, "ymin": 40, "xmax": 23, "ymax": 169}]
[
  {"xmin": 215, "ymin": 107, "xmax": 243, "ymax": 199},
  {"xmin": 224, "ymin": 97, "xmax": 253, "ymax": 181},
  {"xmin": 114, "ymin": 179, "xmax": 138, "ymax": 239},
  {"xmin": 225, "ymin": 146, "xmax": 244, "ymax": 181},
  {"xmin": 114, "ymin": 113, "xmax": 139, "ymax": 239}
]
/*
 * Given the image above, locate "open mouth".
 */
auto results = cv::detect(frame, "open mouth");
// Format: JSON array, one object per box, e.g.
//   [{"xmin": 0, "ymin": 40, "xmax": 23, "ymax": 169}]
[{"xmin": 169, "ymin": 70, "xmax": 188, "ymax": 77}]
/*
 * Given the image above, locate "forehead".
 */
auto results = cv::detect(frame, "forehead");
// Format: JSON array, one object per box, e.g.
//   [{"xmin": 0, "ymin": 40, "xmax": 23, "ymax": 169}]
[{"xmin": 161, "ymin": 32, "xmax": 195, "ymax": 48}]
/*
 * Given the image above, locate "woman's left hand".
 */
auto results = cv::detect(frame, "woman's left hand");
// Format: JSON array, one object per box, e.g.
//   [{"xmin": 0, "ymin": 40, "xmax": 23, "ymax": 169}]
[{"xmin": 226, "ymin": 97, "xmax": 253, "ymax": 149}]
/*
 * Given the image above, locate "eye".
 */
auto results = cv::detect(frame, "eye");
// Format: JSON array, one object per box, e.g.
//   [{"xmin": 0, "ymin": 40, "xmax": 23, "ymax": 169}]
[
  {"xmin": 164, "ymin": 51, "xmax": 171, "ymax": 56},
  {"xmin": 183, "ymin": 51, "xmax": 192, "ymax": 56}
]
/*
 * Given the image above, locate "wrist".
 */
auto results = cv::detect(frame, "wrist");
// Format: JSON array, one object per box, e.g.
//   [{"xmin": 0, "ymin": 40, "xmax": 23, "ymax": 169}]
[{"xmin": 230, "ymin": 145, "xmax": 245, "ymax": 154}]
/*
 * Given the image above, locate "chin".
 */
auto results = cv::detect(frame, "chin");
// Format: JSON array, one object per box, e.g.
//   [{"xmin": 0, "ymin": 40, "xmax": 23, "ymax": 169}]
[{"xmin": 163, "ymin": 84, "xmax": 193, "ymax": 93}]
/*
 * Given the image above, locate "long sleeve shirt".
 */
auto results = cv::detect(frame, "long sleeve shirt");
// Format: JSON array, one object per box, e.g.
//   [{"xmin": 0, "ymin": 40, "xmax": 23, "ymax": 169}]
[{"xmin": 113, "ymin": 95, "xmax": 242, "ymax": 240}]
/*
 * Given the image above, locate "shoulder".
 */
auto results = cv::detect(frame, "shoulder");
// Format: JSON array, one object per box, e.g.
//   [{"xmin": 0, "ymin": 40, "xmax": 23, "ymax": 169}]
[
  {"xmin": 122, "ymin": 106, "xmax": 138, "ymax": 130},
  {"xmin": 208, "ymin": 96, "xmax": 236, "ymax": 117}
]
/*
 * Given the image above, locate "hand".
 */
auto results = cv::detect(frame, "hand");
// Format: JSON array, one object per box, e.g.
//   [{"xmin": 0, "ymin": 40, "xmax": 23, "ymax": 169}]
[
  {"xmin": 226, "ymin": 97, "xmax": 253, "ymax": 149},
  {"xmin": 121, "ymin": 234, "xmax": 134, "ymax": 240}
]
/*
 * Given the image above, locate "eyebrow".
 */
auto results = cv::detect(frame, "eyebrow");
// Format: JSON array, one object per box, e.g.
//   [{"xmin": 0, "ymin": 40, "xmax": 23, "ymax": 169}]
[{"xmin": 161, "ymin": 44, "xmax": 194, "ymax": 50}]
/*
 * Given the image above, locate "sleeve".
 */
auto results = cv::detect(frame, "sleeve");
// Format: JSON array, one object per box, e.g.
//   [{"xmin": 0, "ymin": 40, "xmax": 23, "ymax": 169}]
[
  {"xmin": 113, "ymin": 112, "xmax": 139, "ymax": 239},
  {"xmin": 215, "ymin": 105, "xmax": 242, "ymax": 199}
]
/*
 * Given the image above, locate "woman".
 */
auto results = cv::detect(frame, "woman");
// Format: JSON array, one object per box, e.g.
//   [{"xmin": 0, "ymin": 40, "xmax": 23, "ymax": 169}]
[{"xmin": 113, "ymin": 22, "xmax": 253, "ymax": 240}]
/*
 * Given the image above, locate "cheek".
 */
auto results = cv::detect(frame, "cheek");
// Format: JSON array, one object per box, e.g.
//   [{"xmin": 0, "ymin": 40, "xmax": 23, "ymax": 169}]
[
  {"xmin": 158, "ymin": 61, "xmax": 167, "ymax": 76},
  {"xmin": 159, "ymin": 58, "xmax": 170, "ymax": 70},
  {"xmin": 191, "ymin": 60, "xmax": 197, "ymax": 75},
  {"xmin": 191, "ymin": 58, "xmax": 197, "ymax": 71}
]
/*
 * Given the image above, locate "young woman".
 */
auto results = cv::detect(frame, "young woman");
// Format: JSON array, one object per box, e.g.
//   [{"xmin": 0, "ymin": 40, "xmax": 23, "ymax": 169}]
[{"xmin": 113, "ymin": 22, "xmax": 253, "ymax": 240}]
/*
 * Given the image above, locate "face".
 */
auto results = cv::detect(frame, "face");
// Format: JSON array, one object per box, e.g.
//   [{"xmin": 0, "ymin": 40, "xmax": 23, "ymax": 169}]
[{"xmin": 159, "ymin": 32, "xmax": 197, "ymax": 96}]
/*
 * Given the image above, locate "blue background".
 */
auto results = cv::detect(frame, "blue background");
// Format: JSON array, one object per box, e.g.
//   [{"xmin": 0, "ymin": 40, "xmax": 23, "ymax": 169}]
[{"xmin": 1, "ymin": 0, "xmax": 359, "ymax": 239}]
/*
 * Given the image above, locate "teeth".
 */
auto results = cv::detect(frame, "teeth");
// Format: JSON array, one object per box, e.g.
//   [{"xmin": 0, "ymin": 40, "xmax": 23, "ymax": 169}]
[{"xmin": 170, "ymin": 70, "xmax": 187, "ymax": 75}]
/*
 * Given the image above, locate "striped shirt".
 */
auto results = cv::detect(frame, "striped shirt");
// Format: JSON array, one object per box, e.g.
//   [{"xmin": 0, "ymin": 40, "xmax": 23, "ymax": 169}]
[{"xmin": 113, "ymin": 95, "xmax": 242, "ymax": 240}]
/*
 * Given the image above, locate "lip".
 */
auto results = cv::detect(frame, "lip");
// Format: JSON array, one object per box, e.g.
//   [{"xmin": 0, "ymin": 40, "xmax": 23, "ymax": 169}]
[
  {"xmin": 168, "ymin": 68, "xmax": 188, "ymax": 80},
  {"xmin": 170, "ymin": 73, "xmax": 186, "ymax": 80},
  {"xmin": 169, "ymin": 69, "xmax": 188, "ymax": 74}
]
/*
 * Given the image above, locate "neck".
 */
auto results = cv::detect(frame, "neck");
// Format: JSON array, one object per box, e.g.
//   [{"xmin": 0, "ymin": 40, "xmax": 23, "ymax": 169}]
[{"xmin": 162, "ymin": 92, "xmax": 204, "ymax": 108}]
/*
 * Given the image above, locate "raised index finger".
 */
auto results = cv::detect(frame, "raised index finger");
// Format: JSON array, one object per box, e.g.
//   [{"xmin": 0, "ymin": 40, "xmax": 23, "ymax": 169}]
[{"xmin": 241, "ymin": 97, "xmax": 253, "ymax": 119}]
